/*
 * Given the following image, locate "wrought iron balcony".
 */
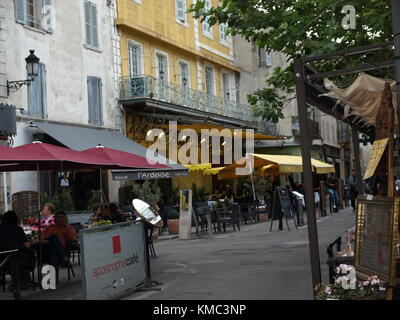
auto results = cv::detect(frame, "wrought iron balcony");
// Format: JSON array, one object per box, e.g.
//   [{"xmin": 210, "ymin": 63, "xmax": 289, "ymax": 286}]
[
  {"xmin": 120, "ymin": 75, "xmax": 256, "ymax": 124},
  {"xmin": 292, "ymin": 116, "xmax": 321, "ymax": 138}
]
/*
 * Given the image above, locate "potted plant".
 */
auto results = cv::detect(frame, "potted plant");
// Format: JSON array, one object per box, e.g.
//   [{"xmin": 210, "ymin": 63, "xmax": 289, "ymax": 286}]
[
  {"xmin": 167, "ymin": 210, "xmax": 179, "ymax": 235},
  {"xmin": 315, "ymin": 264, "xmax": 386, "ymax": 300}
]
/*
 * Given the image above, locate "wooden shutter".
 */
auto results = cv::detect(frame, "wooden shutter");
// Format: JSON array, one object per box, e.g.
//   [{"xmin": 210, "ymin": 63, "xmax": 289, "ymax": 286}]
[
  {"xmin": 14, "ymin": 0, "xmax": 27, "ymax": 24},
  {"xmin": 43, "ymin": 0, "xmax": 54, "ymax": 33},
  {"xmin": 258, "ymin": 47, "xmax": 266, "ymax": 67},
  {"xmin": 28, "ymin": 63, "xmax": 46, "ymax": 118},
  {"xmin": 91, "ymin": 3, "xmax": 99, "ymax": 48},
  {"xmin": 87, "ymin": 77, "xmax": 103, "ymax": 126},
  {"xmin": 84, "ymin": 1, "xmax": 92, "ymax": 45}
]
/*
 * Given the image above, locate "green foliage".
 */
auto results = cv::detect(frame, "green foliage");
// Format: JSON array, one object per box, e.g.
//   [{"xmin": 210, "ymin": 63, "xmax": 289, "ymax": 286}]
[
  {"xmin": 190, "ymin": 0, "xmax": 393, "ymax": 122},
  {"xmin": 42, "ymin": 189, "xmax": 75, "ymax": 212},
  {"xmin": 168, "ymin": 210, "xmax": 179, "ymax": 220},
  {"xmin": 89, "ymin": 219, "xmax": 113, "ymax": 228},
  {"xmin": 192, "ymin": 183, "xmax": 207, "ymax": 203},
  {"xmin": 87, "ymin": 190, "xmax": 102, "ymax": 210},
  {"xmin": 131, "ymin": 180, "xmax": 162, "ymax": 205}
]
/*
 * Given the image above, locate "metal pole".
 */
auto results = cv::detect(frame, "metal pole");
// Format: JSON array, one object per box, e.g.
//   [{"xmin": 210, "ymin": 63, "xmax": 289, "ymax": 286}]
[
  {"xmin": 391, "ymin": 0, "xmax": 400, "ymax": 148},
  {"xmin": 294, "ymin": 58, "xmax": 322, "ymax": 298},
  {"xmin": 351, "ymin": 127, "xmax": 364, "ymax": 195},
  {"xmin": 2, "ymin": 173, "xmax": 8, "ymax": 212}
]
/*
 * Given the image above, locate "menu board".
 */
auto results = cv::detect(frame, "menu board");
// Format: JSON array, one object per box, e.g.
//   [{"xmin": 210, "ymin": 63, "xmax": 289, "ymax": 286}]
[{"xmin": 355, "ymin": 197, "xmax": 399, "ymax": 285}]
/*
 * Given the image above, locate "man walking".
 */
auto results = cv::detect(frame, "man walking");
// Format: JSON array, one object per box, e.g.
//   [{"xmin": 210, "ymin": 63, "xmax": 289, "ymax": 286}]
[
  {"xmin": 347, "ymin": 169, "xmax": 358, "ymax": 211},
  {"xmin": 326, "ymin": 172, "xmax": 339, "ymax": 212}
]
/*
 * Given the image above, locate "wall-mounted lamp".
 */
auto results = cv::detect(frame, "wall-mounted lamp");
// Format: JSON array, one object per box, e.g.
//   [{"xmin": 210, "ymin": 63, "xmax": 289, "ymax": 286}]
[{"xmin": 7, "ymin": 50, "xmax": 40, "ymax": 96}]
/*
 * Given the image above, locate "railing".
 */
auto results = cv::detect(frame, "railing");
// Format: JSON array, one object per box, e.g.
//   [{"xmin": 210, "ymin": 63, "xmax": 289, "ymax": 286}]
[
  {"xmin": 120, "ymin": 75, "xmax": 256, "ymax": 124},
  {"xmin": 292, "ymin": 116, "xmax": 320, "ymax": 138}
]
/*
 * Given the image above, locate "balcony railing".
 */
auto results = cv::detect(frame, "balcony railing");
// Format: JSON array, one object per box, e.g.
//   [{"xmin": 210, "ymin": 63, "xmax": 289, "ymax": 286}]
[
  {"xmin": 120, "ymin": 75, "xmax": 256, "ymax": 124},
  {"xmin": 292, "ymin": 116, "xmax": 320, "ymax": 138}
]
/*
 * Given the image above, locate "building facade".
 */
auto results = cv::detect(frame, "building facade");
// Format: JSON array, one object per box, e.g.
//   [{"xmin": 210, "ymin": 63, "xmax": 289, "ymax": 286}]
[
  {"xmin": 233, "ymin": 36, "xmax": 354, "ymax": 181},
  {"xmin": 115, "ymin": 0, "xmax": 274, "ymax": 194},
  {"xmin": 1, "ymin": 0, "xmax": 120, "ymax": 211}
]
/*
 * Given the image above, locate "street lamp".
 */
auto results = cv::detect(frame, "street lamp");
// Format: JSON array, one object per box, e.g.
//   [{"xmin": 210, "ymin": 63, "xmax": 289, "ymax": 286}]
[{"xmin": 7, "ymin": 50, "xmax": 40, "ymax": 96}]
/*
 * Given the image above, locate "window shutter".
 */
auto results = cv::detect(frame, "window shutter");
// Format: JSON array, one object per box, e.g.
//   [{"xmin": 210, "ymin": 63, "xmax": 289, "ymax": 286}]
[
  {"xmin": 91, "ymin": 4, "xmax": 99, "ymax": 48},
  {"xmin": 41, "ymin": 64, "xmax": 48, "ymax": 118},
  {"xmin": 84, "ymin": 1, "xmax": 92, "ymax": 46},
  {"xmin": 265, "ymin": 52, "xmax": 272, "ymax": 66},
  {"xmin": 258, "ymin": 47, "xmax": 266, "ymax": 67},
  {"xmin": 28, "ymin": 63, "xmax": 45, "ymax": 118},
  {"xmin": 43, "ymin": 0, "xmax": 54, "ymax": 33},
  {"xmin": 87, "ymin": 77, "xmax": 102, "ymax": 126},
  {"xmin": 220, "ymin": 24, "xmax": 227, "ymax": 41},
  {"xmin": 176, "ymin": 0, "xmax": 186, "ymax": 22},
  {"xmin": 14, "ymin": 0, "xmax": 27, "ymax": 24}
]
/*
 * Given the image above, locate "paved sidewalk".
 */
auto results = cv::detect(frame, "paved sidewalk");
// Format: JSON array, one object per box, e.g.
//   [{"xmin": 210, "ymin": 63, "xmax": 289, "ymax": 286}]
[{"xmin": 0, "ymin": 207, "xmax": 356, "ymax": 300}]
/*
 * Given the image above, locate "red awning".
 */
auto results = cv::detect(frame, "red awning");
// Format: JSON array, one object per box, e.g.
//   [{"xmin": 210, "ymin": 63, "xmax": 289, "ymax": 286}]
[
  {"xmin": 0, "ymin": 142, "xmax": 167, "ymax": 172},
  {"xmin": 80, "ymin": 146, "xmax": 168, "ymax": 169}
]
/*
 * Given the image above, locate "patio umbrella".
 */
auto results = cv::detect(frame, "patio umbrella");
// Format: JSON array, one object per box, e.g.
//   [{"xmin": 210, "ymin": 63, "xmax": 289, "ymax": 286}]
[
  {"xmin": 80, "ymin": 144, "xmax": 169, "ymax": 203},
  {"xmin": 0, "ymin": 142, "xmax": 169, "ymax": 284}
]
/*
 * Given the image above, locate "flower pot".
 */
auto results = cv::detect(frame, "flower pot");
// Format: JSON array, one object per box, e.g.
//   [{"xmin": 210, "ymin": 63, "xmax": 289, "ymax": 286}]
[
  {"xmin": 258, "ymin": 213, "xmax": 268, "ymax": 222},
  {"xmin": 167, "ymin": 219, "xmax": 179, "ymax": 235}
]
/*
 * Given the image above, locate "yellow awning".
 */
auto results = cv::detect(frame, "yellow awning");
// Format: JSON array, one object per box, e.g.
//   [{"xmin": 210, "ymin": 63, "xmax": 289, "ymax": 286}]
[
  {"xmin": 218, "ymin": 153, "xmax": 334, "ymax": 179},
  {"xmin": 183, "ymin": 163, "xmax": 212, "ymax": 171},
  {"xmin": 203, "ymin": 167, "xmax": 225, "ymax": 175}
]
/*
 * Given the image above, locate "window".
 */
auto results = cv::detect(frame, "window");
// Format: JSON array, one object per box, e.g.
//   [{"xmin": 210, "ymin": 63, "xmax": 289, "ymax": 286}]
[
  {"xmin": 87, "ymin": 76, "xmax": 103, "ymax": 126},
  {"xmin": 222, "ymin": 73, "xmax": 230, "ymax": 100},
  {"xmin": 258, "ymin": 47, "xmax": 273, "ymax": 67},
  {"xmin": 156, "ymin": 53, "xmax": 168, "ymax": 81},
  {"xmin": 220, "ymin": 23, "xmax": 228, "ymax": 43},
  {"xmin": 202, "ymin": 0, "xmax": 212, "ymax": 37},
  {"xmin": 14, "ymin": 0, "xmax": 54, "ymax": 32},
  {"xmin": 128, "ymin": 41, "xmax": 143, "ymax": 77},
  {"xmin": 176, "ymin": 0, "xmax": 186, "ymax": 24},
  {"xmin": 205, "ymin": 66, "xmax": 214, "ymax": 96},
  {"xmin": 84, "ymin": 1, "xmax": 99, "ymax": 48},
  {"xmin": 179, "ymin": 61, "xmax": 189, "ymax": 88},
  {"xmin": 28, "ymin": 63, "xmax": 47, "ymax": 118}
]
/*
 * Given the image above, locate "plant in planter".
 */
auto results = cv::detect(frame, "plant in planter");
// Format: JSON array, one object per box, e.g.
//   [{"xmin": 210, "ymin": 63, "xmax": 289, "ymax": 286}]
[
  {"xmin": 315, "ymin": 264, "xmax": 386, "ymax": 300},
  {"xmin": 167, "ymin": 210, "xmax": 179, "ymax": 235}
]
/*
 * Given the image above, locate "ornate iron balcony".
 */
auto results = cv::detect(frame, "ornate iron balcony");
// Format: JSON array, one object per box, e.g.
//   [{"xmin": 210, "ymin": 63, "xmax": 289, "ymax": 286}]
[{"xmin": 120, "ymin": 75, "xmax": 256, "ymax": 123}]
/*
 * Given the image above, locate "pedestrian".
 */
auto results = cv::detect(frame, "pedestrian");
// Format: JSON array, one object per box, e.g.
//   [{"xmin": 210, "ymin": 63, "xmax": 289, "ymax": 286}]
[
  {"xmin": 326, "ymin": 172, "xmax": 339, "ymax": 212},
  {"xmin": 395, "ymin": 176, "xmax": 400, "ymax": 196},
  {"xmin": 347, "ymin": 169, "xmax": 358, "ymax": 212}
]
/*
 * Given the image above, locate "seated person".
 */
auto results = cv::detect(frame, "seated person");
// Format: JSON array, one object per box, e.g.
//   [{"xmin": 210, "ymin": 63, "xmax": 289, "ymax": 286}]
[
  {"xmin": 109, "ymin": 202, "xmax": 126, "ymax": 224},
  {"xmin": 88, "ymin": 203, "xmax": 102, "ymax": 224},
  {"xmin": 0, "ymin": 211, "xmax": 35, "ymax": 290},
  {"xmin": 34, "ymin": 203, "xmax": 56, "ymax": 230},
  {"xmin": 40, "ymin": 212, "xmax": 77, "ymax": 268}
]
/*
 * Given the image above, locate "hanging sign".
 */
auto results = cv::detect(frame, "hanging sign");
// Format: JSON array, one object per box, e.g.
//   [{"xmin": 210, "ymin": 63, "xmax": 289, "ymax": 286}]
[{"xmin": 363, "ymin": 138, "xmax": 389, "ymax": 180}]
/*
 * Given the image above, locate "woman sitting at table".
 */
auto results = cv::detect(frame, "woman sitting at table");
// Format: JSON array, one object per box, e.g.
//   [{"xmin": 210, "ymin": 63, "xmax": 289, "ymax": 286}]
[
  {"xmin": 0, "ymin": 210, "xmax": 35, "ymax": 290},
  {"xmin": 40, "ymin": 212, "xmax": 77, "ymax": 269},
  {"xmin": 88, "ymin": 203, "xmax": 102, "ymax": 224},
  {"xmin": 33, "ymin": 203, "xmax": 56, "ymax": 230}
]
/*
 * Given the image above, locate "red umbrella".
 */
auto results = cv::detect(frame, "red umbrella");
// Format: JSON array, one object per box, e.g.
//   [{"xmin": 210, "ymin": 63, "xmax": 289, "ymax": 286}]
[
  {"xmin": 80, "ymin": 145, "xmax": 168, "ymax": 168},
  {"xmin": 0, "ymin": 142, "xmax": 128, "ymax": 171}
]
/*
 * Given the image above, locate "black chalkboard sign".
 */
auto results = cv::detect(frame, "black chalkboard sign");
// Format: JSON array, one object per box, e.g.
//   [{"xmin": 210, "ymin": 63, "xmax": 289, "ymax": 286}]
[
  {"xmin": 269, "ymin": 187, "xmax": 297, "ymax": 231},
  {"xmin": 355, "ymin": 196, "xmax": 399, "ymax": 285}
]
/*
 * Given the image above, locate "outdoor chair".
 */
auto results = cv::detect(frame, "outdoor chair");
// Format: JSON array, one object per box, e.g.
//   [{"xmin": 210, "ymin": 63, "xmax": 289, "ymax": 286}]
[
  {"xmin": 211, "ymin": 205, "xmax": 238, "ymax": 233},
  {"xmin": 193, "ymin": 203, "xmax": 209, "ymax": 234},
  {"xmin": 69, "ymin": 223, "xmax": 83, "ymax": 265},
  {"xmin": 0, "ymin": 249, "xmax": 21, "ymax": 300},
  {"xmin": 239, "ymin": 203, "xmax": 257, "ymax": 224}
]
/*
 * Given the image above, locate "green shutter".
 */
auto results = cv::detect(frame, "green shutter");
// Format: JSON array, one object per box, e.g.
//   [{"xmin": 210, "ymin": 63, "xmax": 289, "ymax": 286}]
[
  {"xmin": 84, "ymin": 1, "xmax": 92, "ymax": 45},
  {"xmin": 91, "ymin": 4, "xmax": 99, "ymax": 48}
]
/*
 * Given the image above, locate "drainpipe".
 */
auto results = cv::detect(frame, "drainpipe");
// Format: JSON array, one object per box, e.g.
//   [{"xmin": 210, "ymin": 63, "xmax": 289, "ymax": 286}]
[{"xmin": 3, "ymin": 173, "xmax": 7, "ymax": 212}]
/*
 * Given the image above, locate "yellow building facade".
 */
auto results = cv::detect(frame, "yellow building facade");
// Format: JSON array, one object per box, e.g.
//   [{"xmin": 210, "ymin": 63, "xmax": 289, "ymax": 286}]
[
  {"xmin": 117, "ymin": 0, "xmax": 238, "ymax": 101},
  {"xmin": 116, "ymin": 0, "xmax": 258, "ymax": 194}
]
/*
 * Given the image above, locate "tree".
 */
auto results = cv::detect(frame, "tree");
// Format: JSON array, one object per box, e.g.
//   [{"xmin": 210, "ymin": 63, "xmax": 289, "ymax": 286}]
[{"xmin": 190, "ymin": 0, "xmax": 393, "ymax": 122}]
